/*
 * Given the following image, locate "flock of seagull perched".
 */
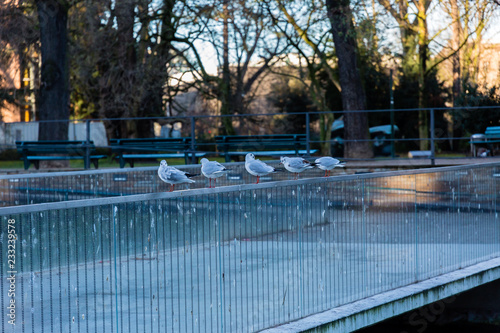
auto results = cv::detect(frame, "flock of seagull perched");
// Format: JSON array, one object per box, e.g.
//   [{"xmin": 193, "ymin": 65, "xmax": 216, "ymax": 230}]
[{"xmin": 157, "ymin": 153, "xmax": 345, "ymax": 192}]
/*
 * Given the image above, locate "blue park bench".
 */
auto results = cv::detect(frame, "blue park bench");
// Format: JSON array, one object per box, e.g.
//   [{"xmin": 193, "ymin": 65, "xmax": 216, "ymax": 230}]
[
  {"xmin": 110, "ymin": 137, "xmax": 206, "ymax": 168},
  {"xmin": 215, "ymin": 134, "xmax": 316, "ymax": 162},
  {"xmin": 470, "ymin": 126, "xmax": 500, "ymax": 157},
  {"xmin": 16, "ymin": 140, "xmax": 107, "ymax": 170}
]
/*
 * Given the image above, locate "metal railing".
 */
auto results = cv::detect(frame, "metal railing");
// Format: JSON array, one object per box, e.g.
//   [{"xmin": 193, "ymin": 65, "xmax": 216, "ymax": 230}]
[
  {"xmin": 0, "ymin": 161, "xmax": 333, "ymax": 207},
  {"xmin": 2, "ymin": 106, "xmax": 500, "ymax": 167},
  {"xmin": 1, "ymin": 162, "xmax": 499, "ymax": 332}
]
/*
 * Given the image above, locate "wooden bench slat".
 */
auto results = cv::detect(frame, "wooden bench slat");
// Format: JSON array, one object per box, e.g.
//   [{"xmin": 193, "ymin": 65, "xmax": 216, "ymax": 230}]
[
  {"xmin": 226, "ymin": 150, "xmax": 317, "ymax": 156},
  {"xmin": 110, "ymin": 137, "xmax": 198, "ymax": 167},
  {"xmin": 16, "ymin": 140, "xmax": 106, "ymax": 170},
  {"xmin": 215, "ymin": 134, "xmax": 310, "ymax": 162}
]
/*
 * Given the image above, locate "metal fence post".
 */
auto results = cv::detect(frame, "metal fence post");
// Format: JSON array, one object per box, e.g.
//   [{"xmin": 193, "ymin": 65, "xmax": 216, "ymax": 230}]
[
  {"xmin": 306, "ymin": 113, "xmax": 311, "ymax": 156},
  {"xmin": 191, "ymin": 117, "xmax": 196, "ymax": 164},
  {"xmin": 390, "ymin": 69, "xmax": 395, "ymax": 158},
  {"xmin": 430, "ymin": 109, "xmax": 435, "ymax": 166},
  {"xmin": 85, "ymin": 119, "xmax": 91, "ymax": 169}
]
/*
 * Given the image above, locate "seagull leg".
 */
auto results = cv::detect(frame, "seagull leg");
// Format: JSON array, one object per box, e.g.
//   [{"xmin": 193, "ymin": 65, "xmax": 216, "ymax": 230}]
[
  {"xmin": 208, "ymin": 178, "xmax": 211, "ymax": 188},
  {"xmin": 169, "ymin": 184, "xmax": 174, "ymax": 192},
  {"xmin": 255, "ymin": 176, "xmax": 260, "ymax": 184},
  {"xmin": 324, "ymin": 170, "xmax": 327, "ymax": 177},
  {"xmin": 213, "ymin": 178, "xmax": 217, "ymax": 188}
]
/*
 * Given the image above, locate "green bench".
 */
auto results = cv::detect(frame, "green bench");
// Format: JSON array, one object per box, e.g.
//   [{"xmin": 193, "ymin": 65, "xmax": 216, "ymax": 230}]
[
  {"xmin": 110, "ymin": 137, "xmax": 206, "ymax": 168},
  {"xmin": 470, "ymin": 126, "xmax": 500, "ymax": 157},
  {"xmin": 16, "ymin": 140, "xmax": 107, "ymax": 170},
  {"xmin": 215, "ymin": 134, "xmax": 316, "ymax": 162}
]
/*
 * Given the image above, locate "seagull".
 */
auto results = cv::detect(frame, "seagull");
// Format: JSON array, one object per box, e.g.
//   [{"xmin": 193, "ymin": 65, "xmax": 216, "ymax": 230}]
[
  {"xmin": 314, "ymin": 156, "xmax": 345, "ymax": 177},
  {"xmin": 157, "ymin": 160, "xmax": 197, "ymax": 192},
  {"xmin": 245, "ymin": 153, "xmax": 279, "ymax": 184},
  {"xmin": 280, "ymin": 156, "xmax": 315, "ymax": 180},
  {"xmin": 200, "ymin": 158, "xmax": 229, "ymax": 188}
]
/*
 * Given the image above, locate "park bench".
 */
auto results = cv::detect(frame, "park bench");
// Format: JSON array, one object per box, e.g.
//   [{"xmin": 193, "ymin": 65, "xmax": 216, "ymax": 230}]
[
  {"xmin": 408, "ymin": 150, "xmax": 432, "ymax": 158},
  {"xmin": 215, "ymin": 134, "xmax": 316, "ymax": 162},
  {"xmin": 16, "ymin": 140, "xmax": 107, "ymax": 170},
  {"xmin": 110, "ymin": 137, "xmax": 206, "ymax": 168},
  {"xmin": 470, "ymin": 126, "xmax": 500, "ymax": 157}
]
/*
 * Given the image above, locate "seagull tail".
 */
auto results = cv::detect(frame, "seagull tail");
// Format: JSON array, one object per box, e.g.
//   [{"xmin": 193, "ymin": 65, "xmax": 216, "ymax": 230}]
[
  {"xmin": 273, "ymin": 168, "xmax": 285, "ymax": 172},
  {"xmin": 185, "ymin": 172, "xmax": 200, "ymax": 178}
]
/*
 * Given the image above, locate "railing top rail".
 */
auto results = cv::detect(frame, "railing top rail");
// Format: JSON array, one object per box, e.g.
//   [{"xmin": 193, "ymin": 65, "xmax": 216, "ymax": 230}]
[
  {"xmin": 0, "ymin": 162, "xmax": 215, "ymax": 180},
  {"xmin": 1, "ymin": 161, "xmax": 498, "ymax": 215},
  {"xmin": 2, "ymin": 105, "xmax": 500, "ymax": 125}
]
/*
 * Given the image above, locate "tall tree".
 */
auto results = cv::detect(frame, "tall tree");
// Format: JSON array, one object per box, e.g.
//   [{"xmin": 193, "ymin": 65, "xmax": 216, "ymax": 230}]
[
  {"xmin": 326, "ymin": 0, "xmax": 372, "ymax": 158},
  {"xmin": 220, "ymin": 0, "xmax": 234, "ymax": 135},
  {"xmin": 273, "ymin": 0, "xmax": 339, "ymax": 155},
  {"xmin": 70, "ymin": 0, "xmax": 179, "ymax": 139},
  {"xmin": 175, "ymin": 0, "xmax": 286, "ymax": 136},
  {"xmin": 36, "ymin": 0, "xmax": 70, "ymax": 141}
]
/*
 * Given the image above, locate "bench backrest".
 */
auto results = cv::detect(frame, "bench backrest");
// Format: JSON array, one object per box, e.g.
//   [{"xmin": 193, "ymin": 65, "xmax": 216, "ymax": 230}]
[
  {"xmin": 215, "ymin": 134, "xmax": 307, "ymax": 151},
  {"xmin": 109, "ymin": 137, "xmax": 193, "ymax": 152},
  {"xmin": 16, "ymin": 140, "xmax": 96, "ymax": 155},
  {"xmin": 485, "ymin": 127, "xmax": 500, "ymax": 139}
]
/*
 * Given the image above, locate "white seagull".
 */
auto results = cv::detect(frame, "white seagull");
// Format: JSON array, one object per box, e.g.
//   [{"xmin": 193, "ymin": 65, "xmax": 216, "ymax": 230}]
[
  {"xmin": 314, "ymin": 156, "xmax": 345, "ymax": 177},
  {"xmin": 200, "ymin": 158, "xmax": 229, "ymax": 188},
  {"xmin": 280, "ymin": 156, "xmax": 315, "ymax": 180},
  {"xmin": 157, "ymin": 160, "xmax": 197, "ymax": 192},
  {"xmin": 245, "ymin": 153, "xmax": 279, "ymax": 184}
]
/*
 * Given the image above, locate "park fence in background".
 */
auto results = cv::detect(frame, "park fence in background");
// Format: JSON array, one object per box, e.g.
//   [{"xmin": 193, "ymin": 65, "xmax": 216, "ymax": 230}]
[{"xmin": 2, "ymin": 106, "xmax": 500, "ymax": 167}]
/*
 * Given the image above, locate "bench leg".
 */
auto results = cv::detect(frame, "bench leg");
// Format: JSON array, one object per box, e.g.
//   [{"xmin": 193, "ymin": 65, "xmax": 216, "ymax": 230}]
[
  {"xmin": 129, "ymin": 160, "xmax": 134, "ymax": 168},
  {"xmin": 33, "ymin": 161, "xmax": 39, "ymax": 170},
  {"xmin": 92, "ymin": 159, "xmax": 99, "ymax": 169},
  {"xmin": 119, "ymin": 157, "xmax": 126, "ymax": 168},
  {"xmin": 23, "ymin": 159, "xmax": 30, "ymax": 170}
]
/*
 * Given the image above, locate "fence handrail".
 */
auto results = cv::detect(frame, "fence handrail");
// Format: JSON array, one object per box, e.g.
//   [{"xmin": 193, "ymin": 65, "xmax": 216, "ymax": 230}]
[{"xmin": 1, "ymin": 161, "xmax": 498, "ymax": 215}]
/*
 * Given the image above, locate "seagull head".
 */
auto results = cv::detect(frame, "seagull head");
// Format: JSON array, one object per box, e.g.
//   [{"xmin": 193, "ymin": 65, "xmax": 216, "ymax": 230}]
[
  {"xmin": 160, "ymin": 160, "xmax": 168, "ymax": 167},
  {"xmin": 200, "ymin": 158, "xmax": 209, "ymax": 165},
  {"xmin": 245, "ymin": 153, "xmax": 255, "ymax": 162},
  {"xmin": 280, "ymin": 156, "xmax": 287, "ymax": 165}
]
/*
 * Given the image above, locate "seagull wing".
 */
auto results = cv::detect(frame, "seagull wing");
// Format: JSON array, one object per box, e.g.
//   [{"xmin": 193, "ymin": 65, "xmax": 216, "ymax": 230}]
[
  {"xmin": 203, "ymin": 161, "xmax": 227, "ymax": 177},
  {"xmin": 289, "ymin": 158, "xmax": 311, "ymax": 169},
  {"xmin": 167, "ymin": 167, "xmax": 193, "ymax": 183},
  {"xmin": 247, "ymin": 160, "xmax": 274, "ymax": 175}
]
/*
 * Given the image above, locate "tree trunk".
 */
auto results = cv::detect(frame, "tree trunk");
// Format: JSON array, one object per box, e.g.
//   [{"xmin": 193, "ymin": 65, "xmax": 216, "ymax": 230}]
[
  {"xmin": 319, "ymin": 113, "xmax": 334, "ymax": 155},
  {"xmin": 220, "ymin": 0, "xmax": 235, "ymax": 136},
  {"xmin": 36, "ymin": 0, "xmax": 69, "ymax": 141},
  {"xmin": 325, "ymin": 0, "xmax": 372, "ymax": 158},
  {"xmin": 449, "ymin": 0, "xmax": 461, "ymax": 149},
  {"xmin": 137, "ymin": 0, "xmax": 177, "ymax": 138},
  {"xmin": 417, "ymin": 0, "xmax": 429, "ymax": 150},
  {"xmin": 451, "ymin": 0, "xmax": 461, "ymax": 105},
  {"xmin": 115, "ymin": 0, "xmax": 139, "ymax": 138}
]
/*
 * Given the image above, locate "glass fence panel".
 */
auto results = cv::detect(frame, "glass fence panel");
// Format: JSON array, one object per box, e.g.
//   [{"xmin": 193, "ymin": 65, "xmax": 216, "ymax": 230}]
[
  {"xmin": 0, "ymin": 162, "xmax": 335, "ymax": 207},
  {"xmin": 1, "ymin": 163, "xmax": 500, "ymax": 332}
]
